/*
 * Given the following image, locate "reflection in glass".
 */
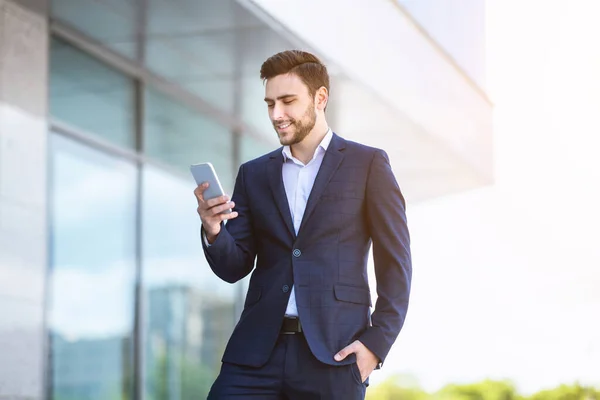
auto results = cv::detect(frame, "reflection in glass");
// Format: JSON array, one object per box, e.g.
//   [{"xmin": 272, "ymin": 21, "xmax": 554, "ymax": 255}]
[
  {"xmin": 142, "ymin": 165, "xmax": 237, "ymax": 400},
  {"xmin": 240, "ymin": 134, "xmax": 277, "ymax": 163},
  {"xmin": 240, "ymin": 76, "xmax": 274, "ymax": 140},
  {"xmin": 50, "ymin": 37, "xmax": 136, "ymax": 149},
  {"xmin": 142, "ymin": 0, "xmax": 297, "ymax": 134},
  {"xmin": 48, "ymin": 133, "xmax": 137, "ymax": 400},
  {"xmin": 236, "ymin": 12, "xmax": 298, "ymax": 137},
  {"xmin": 143, "ymin": 0, "xmax": 248, "ymax": 115},
  {"xmin": 143, "ymin": 30, "xmax": 235, "ymax": 114},
  {"xmin": 144, "ymin": 87, "xmax": 235, "ymax": 193},
  {"xmin": 51, "ymin": 0, "xmax": 138, "ymax": 58}
]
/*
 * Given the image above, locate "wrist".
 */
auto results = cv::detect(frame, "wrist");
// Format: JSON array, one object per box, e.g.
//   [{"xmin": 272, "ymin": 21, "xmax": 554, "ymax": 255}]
[
  {"xmin": 206, "ymin": 232, "xmax": 218, "ymax": 244},
  {"xmin": 202, "ymin": 225, "xmax": 220, "ymax": 244}
]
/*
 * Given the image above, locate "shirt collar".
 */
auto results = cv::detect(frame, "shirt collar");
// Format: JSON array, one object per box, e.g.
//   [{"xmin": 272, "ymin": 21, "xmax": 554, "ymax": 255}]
[{"xmin": 282, "ymin": 128, "xmax": 333, "ymax": 162}]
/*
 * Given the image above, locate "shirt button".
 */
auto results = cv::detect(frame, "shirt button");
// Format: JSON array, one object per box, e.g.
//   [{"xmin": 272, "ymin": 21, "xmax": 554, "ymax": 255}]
[
  {"xmin": 282, "ymin": 285, "xmax": 290, "ymax": 293},
  {"xmin": 293, "ymin": 249, "xmax": 301, "ymax": 258}
]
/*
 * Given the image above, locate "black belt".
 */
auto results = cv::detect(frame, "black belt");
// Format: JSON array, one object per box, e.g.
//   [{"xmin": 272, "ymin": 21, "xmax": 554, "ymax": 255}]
[{"xmin": 280, "ymin": 316, "xmax": 302, "ymax": 334}]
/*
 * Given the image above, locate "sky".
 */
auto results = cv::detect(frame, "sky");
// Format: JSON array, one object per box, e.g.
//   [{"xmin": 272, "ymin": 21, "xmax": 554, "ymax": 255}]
[{"xmin": 369, "ymin": 0, "xmax": 600, "ymax": 394}]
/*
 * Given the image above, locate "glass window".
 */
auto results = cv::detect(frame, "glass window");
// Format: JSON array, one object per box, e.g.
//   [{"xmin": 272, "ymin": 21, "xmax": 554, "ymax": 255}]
[
  {"xmin": 51, "ymin": 0, "xmax": 138, "ymax": 59},
  {"xmin": 239, "ymin": 77, "xmax": 274, "ymax": 141},
  {"xmin": 143, "ymin": 30, "xmax": 235, "ymax": 114},
  {"xmin": 240, "ymin": 134, "xmax": 277, "ymax": 163},
  {"xmin": 237, "ymin": 13, "xmax": 298, "ymax": 138},
  {"xmin": 48, "ymin": 133, "xmax": 137, "ymax": 400},
  {"xmin": 50, "ymin": 37, "xmax": 136, "ymax": 149},
  {"xmin": 144, "ymin": 87, "xmax": 235, "ymax": 193},
  {"xmin": 141, "ymin": 165, "xmax": 237, "ymax": 400},
  {"xmin": 142, "ymin": 0, "xmax": 297, "ymax": 128},
  {"xmin": 143, "ymin": 0, "xmax": 247, "ymax": 115}
]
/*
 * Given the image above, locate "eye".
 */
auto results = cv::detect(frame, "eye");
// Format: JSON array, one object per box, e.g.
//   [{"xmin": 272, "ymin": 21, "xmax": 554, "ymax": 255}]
[
  {"xmin": 283, "ymin": 100, "xmax": 294, "ymax": 105},
  {"xmin": 267, "ymin": 103, "xmax": 274, "ymax": 108}
]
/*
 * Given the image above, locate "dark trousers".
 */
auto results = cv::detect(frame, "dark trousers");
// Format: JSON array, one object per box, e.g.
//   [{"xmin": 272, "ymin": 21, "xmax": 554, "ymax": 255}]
[{"xmin": 207, "ymin": 332, "xmax": 368, "ymax": 399}]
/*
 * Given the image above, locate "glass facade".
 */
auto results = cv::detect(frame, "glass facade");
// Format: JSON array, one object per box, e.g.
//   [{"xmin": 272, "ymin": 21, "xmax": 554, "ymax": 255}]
[
  {"xmin": 51, "ymin": 0, "xmax": 138, "ymax": 59},
  {"xmin": 50, "ymin": 37, "xmax": 136, "ymax": 149},
  {"xmin": 141, "ymin": 165, "xmax": 237, "ymax": 399},
  {"xmin": 46, "ymin": 0, "xmax": 309, "ymax": 398},
  {"xmin": 48, "ymin": 133, "xmax": 137, "ymax": 400},
  {"xmin": 143, "ymin": 88, "xmax": 235, "ymax": 192}
]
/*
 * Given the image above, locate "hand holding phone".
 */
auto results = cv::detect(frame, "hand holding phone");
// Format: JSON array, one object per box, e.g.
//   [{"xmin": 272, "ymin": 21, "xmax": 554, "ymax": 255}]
[{"xmin": 191, "ymin": 163, "xmax": 238, "ymax": 241}]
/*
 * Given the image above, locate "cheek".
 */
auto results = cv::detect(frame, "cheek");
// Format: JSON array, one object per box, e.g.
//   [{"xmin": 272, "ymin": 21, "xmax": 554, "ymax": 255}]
[{"xmin": 288, "ymin": 106, "xmax": 304, "ymax": 120}]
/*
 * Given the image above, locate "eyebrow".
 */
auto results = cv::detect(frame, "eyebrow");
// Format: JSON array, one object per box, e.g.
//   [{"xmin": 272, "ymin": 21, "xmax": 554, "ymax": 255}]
[{"xmin": 264, "ymin": 94, "xmax": 297, "ymax": 102}]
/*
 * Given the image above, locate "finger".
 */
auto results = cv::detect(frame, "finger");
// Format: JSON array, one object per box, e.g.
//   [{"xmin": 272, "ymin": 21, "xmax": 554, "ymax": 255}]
[
  {"xmin": 219, "ymin": 211, "xmax": 238, "ymax": 221},
  {"xmin": 334, "ymin": 344, "xmax": 355, "ymax": 361},
  {"xmin": 209, "ymin": 201, "xmax": 235, "ymax": 216},
  {"xmin": 205, "ymin": 195, "xmax": 230, "ymax": 209},
  {"xmin": 197, "ymin": 205, "xmax": 213, "ymax": 218},
  {"xmin": 193, "ymin": 183, "xmax": 209, "ymax": 202}
]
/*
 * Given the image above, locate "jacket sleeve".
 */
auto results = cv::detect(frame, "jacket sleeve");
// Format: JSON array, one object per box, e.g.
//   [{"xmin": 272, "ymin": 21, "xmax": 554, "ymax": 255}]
[
  {"xmin": 201, "ymin": 163, "xmax": 257, "ymax": 283},
  {"xmin": 358, "ymin": 149, "xmax": 412, "ymax": 365}
]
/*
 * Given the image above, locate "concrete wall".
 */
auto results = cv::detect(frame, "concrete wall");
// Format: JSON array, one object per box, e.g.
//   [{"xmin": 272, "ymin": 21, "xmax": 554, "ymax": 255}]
[
  {"xmin": 396, "ymin": 0, "xmax": 487, "ymax": 89},
  {"xmin": 0, "ymin": 0, "xmax": 48, "ymax": 398}
]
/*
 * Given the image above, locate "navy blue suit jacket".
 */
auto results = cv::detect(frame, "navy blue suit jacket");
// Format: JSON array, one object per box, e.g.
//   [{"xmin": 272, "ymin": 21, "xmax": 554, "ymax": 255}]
[{"xmin": 202, "ymin": 133, "xmax": 412, "ymax": 369}]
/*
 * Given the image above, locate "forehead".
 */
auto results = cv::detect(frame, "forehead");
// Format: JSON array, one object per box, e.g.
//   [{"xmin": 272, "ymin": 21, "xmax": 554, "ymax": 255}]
[{"xmin": 264, "ymin": 73, "xmax": 310, "ymax": 99}]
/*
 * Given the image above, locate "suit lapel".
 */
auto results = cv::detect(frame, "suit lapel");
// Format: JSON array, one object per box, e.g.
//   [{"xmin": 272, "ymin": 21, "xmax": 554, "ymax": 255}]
[
  {"xmin": 267, "ymin": 151, "xmax": 296, "ymax": 239},
  {"xmin": 298, "ymin": 133, "xmax": 346, "ymax": 235}
]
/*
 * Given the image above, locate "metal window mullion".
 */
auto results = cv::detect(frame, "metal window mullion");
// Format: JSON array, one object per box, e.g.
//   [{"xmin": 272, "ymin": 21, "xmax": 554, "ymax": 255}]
[
  {"xmin": 44, "ymin": 134, "xmax": 56, "ymax": 400},
  {"xmin": 133, "ymin": 77, "xmax": 145, "ymax": 400}
]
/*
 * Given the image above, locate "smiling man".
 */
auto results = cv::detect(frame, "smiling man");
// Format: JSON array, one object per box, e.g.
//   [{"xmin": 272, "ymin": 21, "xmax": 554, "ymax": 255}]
[{"xmin": 194, "ymin": 50, "xmax": 412, "ymax": 399}]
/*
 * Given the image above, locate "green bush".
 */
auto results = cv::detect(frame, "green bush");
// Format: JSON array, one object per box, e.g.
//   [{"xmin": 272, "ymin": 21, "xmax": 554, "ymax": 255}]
[{"xmin": 366, "ymin": 376, "xmax": 600, "ymax": 400}]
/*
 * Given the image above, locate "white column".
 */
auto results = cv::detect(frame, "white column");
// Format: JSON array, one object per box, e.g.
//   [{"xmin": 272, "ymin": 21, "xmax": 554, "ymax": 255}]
[{"xmin": 0, "ymin": 0, "xmax": 48, "ymax": 398}]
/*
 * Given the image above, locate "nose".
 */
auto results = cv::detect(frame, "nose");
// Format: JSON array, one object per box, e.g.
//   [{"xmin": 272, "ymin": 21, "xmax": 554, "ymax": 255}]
[{"xmin": 271, "ymin": 103, "xmax": 285, "ymax": 121}]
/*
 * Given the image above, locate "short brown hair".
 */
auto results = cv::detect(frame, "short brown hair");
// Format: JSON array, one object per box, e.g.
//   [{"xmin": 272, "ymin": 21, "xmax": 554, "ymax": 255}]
[{"xmin": 260, "ymin": 50, "xmax": 330, "ymax": 99}]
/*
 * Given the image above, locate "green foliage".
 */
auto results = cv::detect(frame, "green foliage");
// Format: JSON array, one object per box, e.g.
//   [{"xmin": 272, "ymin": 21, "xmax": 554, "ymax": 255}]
[
  {"xmin": 436, "ymin": 379, "xmax": 522, "ymax": 400},
  {"xmin": 367, "ymin": 375, "xmax": 431, "ymax": 400},
  {"xmin": 366, "ymin": 375, "xmax": 600, "ymax": 400},
  {"xmin": 528, "ymin": 384, "xmax": 600, "ymax": 400}
]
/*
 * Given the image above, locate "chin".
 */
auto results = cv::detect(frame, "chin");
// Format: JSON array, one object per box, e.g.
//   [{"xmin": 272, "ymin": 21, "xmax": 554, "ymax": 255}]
[{"xmin": 278, "ymin": 133, "xmax": 295, "ymax": 146}]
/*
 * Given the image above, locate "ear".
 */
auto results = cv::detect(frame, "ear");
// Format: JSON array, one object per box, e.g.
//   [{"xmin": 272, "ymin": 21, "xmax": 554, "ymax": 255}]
[{"xmin": 315, "ymin": 86, "xmax": 329, "ymax": 111}]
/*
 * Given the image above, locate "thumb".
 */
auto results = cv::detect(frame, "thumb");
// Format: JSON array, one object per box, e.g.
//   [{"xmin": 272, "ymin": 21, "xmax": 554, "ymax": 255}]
[{"xmin": 334, "ymin": 343, "xmax": 354, "ymax": 362}]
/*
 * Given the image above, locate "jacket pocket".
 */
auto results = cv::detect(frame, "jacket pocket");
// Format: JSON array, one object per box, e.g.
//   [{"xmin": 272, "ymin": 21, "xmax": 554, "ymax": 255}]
[{"xmin": 334, "ymin": 284, "xmax": 371, "ymax": 306}]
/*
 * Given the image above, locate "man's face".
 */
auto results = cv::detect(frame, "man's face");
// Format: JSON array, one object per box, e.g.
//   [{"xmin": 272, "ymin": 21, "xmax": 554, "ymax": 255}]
[{"xmin": 264, "ymin": 73, "xmax": 317, "ymax": 146}]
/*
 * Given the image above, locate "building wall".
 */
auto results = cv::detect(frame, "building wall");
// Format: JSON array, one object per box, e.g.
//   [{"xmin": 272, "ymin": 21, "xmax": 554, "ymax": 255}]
[
  {"xmin": 396, "ymin": 0, "xmax": 487, "ymax": 89},
  {"xmin": 0, "ymin": 0, "xmax": 48, "ymax": 398}
]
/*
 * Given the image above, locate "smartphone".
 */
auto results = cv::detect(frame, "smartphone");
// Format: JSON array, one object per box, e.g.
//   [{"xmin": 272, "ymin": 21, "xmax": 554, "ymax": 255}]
[{"xmin": 190, "ymin": 162, "xmax": 231, "ymax": 214}]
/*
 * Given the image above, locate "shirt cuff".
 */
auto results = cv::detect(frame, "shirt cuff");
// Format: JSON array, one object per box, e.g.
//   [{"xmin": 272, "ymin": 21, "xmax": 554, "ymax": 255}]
[{"xmin": 202, "ymin": 228, "xmax": 212, "ymax": 247}]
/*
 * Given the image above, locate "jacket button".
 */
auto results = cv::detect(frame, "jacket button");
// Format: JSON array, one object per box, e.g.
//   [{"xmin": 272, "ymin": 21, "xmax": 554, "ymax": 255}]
[
  {"xmin": 282, "ymin": 285, "xmax": 290, "ymax": 293},
  {"xmin": 293, "ymin": 249, "xmax": 301, "ymax": 257}
]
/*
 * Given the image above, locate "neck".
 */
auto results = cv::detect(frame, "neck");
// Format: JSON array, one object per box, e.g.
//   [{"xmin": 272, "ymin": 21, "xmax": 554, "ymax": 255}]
[{"xmin": 290, "ymin": 119, "xmax": 329, "ymax": 164}]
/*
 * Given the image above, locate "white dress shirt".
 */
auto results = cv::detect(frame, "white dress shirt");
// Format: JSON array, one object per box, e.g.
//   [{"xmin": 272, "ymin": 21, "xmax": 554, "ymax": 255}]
[
  {"xmin": 204, "ymin": 128, "xmax": 334, "ymax": 317},
  {"xmin": 281, "ymin": 128, "xmax": 333, "ymax": 316}
]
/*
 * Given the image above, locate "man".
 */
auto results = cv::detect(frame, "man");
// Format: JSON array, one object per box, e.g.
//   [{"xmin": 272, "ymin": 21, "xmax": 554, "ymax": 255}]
[{"xmin": 194, "ymin": 50, "xmax": 412, "ymax": 399}]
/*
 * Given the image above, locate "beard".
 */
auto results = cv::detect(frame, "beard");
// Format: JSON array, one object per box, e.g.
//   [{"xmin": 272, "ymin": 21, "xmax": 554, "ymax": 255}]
[{"xmin": 273, "ymin": 103, "xmax": 317, "ymax": 146}]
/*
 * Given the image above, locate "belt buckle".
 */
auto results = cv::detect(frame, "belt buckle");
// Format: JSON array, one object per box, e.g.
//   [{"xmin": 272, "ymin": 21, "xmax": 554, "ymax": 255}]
[{"xmin": 282, "ymin": 316, "xmax": 301, "ymax": 334}]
